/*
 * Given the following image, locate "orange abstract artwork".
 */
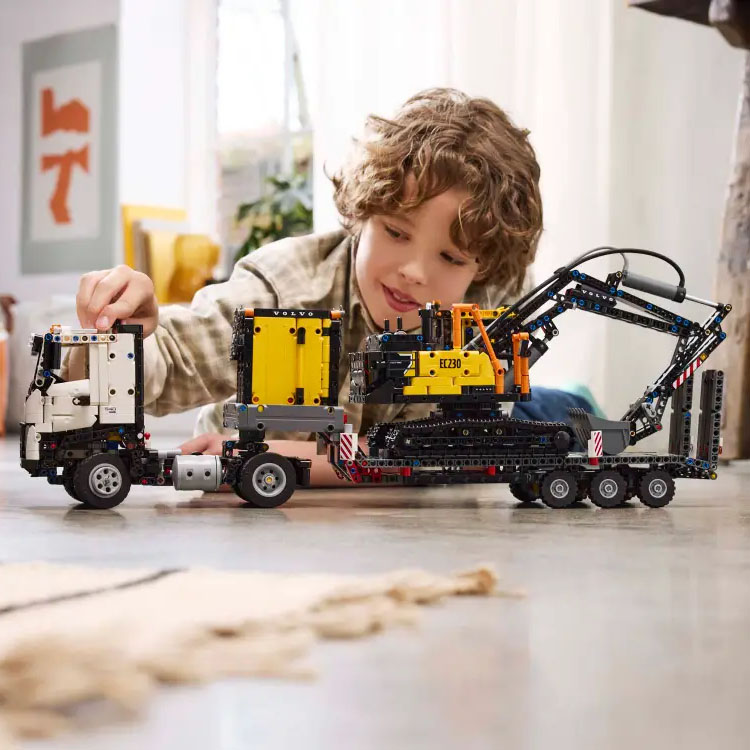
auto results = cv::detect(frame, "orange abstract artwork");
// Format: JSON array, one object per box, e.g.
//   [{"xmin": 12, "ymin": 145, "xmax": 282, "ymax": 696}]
[
  {"xmin": 22, "ymin": 25, "xmax": 117, "ymax": 274},
  {"xmin": 39, "ymin": 87, "xmax": 90, "ymax": 224}
]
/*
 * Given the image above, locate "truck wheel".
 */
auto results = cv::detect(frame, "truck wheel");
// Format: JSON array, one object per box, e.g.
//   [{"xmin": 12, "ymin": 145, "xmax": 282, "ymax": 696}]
[
  {"xmin": 235, "ymin": 453, "xmax": 295, "ymax": 508},
  {"xmin": 589, "ymin": 469, "xmax": 626, "ymax": 508},
  {"xmin": 509, "ymin": 479, "xmax": 540, "ymax": 503},
  {"xmin": 62, "ymin": 467, "xmax": 82, "ymax": 502},
  {"xmin": 638, "ymin": 470, "xmax": 675, "ymax": 508},
  {"xmin": 73, "ymin": 454, "xmax": 131, "ymax": 509},
  {"xmin": 540, "ymin": 470, "xmax": 578, "ymax": 509}
]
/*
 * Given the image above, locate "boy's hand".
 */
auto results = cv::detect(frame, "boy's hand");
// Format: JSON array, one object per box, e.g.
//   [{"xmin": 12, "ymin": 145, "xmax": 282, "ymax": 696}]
[
  {"xmin": 179, "ymin": 432, "xmax": 227, "ymax": 456},
  {"xmin": 77, "ymin": 265, "xmax": 159, "ymax": 336}
]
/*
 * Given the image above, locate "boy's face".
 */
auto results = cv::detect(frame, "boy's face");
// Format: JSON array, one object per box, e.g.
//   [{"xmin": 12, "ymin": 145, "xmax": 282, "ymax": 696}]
[{"xmin": 354, "ymin": 184, "xmax": 481, "ymax": 332}]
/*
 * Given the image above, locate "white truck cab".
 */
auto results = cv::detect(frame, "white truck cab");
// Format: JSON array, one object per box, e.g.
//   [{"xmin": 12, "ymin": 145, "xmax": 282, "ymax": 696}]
[{"xmin": 21, "ymin": 325, "xmax": 139, "ymax": 459}]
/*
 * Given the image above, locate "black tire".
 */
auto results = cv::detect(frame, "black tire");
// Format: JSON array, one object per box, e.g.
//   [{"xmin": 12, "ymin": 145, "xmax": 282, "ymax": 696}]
[
  {"xmin": 73, "ymin": 454, "xmax": 131, "ymax": 509},
  {"xmin": 235, "ymin": 453, "xmax": 296, "ymax": 508},
  {"xmin": 638, "ymin": 469, "xmax": 675, "ymax": 508},
  {"xmin": 62, "ymin": 466, "xmax": 82, "ymax": 502},
  {"xmin": 509, "ymin": 479, "xmax": 541, "ymax": 503},
  {"xmin": 540, "ymin": 470, "xmax": 578, "ymax": 509},
  {"xmin": 590, "ymin": 469, "xmax": 627, "ymax": 508}
]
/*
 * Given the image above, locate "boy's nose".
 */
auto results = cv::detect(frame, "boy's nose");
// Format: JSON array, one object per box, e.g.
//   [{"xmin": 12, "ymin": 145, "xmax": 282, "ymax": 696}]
[{"xmin": 398, "ymin": 257, "xmax": 428, "ymax": 286}]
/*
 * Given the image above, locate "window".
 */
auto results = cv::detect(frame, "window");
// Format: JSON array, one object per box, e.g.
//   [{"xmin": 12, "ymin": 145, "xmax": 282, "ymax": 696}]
[{"xmin": 217, "ymin": 0, "xmax": 313, "ymax": 265}]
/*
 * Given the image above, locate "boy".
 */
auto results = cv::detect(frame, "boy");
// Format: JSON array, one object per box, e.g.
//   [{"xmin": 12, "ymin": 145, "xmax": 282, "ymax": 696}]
[{"xmin": 74, "ymin": 88, "xmax": 552, "ymax": 486}]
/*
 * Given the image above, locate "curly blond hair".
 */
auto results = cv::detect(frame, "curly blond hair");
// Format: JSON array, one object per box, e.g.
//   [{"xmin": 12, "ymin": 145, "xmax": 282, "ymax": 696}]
[{"xmin": 331, "ymin": 88, "xmax": 542, "ymax": 295}]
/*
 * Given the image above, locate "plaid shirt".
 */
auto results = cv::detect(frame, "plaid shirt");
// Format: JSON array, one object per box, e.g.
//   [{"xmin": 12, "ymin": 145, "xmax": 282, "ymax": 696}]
[{"xmin": 143, "ymin": 230, "xmax": 516, "ymax": 440}]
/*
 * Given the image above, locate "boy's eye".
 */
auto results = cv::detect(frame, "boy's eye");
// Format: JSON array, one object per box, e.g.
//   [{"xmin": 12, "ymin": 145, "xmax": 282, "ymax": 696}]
[
  {"xmin": 441, "ymin": 252, "xmax": 467, "ymax": 266},
  {"xmin": 384, "ymin": 224, "xmax": 407, "ymax": 240}
]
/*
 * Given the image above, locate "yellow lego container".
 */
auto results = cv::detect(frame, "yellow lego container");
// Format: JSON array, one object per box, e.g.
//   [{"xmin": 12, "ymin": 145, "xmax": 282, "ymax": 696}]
[{"xmin": 246, "ymin": 310, "xmax": 341, "ymax": 406}]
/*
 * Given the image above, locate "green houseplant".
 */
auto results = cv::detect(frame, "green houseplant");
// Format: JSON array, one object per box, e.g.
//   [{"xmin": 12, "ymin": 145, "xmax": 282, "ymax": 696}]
[{"xmin": 234, "ymin": 172, "xmax": 313, "ymax": 264}]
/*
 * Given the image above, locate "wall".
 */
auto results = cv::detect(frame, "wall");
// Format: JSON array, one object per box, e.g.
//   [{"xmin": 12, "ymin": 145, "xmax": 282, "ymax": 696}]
[
  {"xmin": 0, "ymin": 0, "xmax": 119, "ymax": 303},
  {"xmin": 118, "ymin": 0, "xmax": 217, "ymax": 233},
  {"xmin": 606, "ymin": 8, "xmax": 743, "ymax": 444},
  {"xmin": 119, "ymin": 0, "xmax": 187, "ymax": 212},
  {"xmin": 184, "ymin": 0, "xmax": 219, "ymax": 236}
]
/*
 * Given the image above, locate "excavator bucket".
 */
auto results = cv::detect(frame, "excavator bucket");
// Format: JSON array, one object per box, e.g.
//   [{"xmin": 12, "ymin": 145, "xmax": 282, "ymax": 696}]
[{"xmin": 568, "ymin": 408, "xmax": 631, "ymax": 456}]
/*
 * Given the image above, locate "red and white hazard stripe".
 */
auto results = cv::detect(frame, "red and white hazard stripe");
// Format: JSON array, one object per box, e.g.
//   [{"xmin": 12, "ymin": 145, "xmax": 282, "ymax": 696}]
[
  {"xmin": 673, "ymin": 356, "xmax": 704, "ymax": 389},
  {"xmin": 340, "ymin": 432, "xmax": 358, "ymax": 462},
  {"xmin": 588, "ymin": 430, "xmax": 603, "ymax": 466}
]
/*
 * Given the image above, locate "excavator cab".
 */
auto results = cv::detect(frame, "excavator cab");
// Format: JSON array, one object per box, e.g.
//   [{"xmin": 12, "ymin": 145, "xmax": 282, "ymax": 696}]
[{"xmin": 350, "ymin": 302, "xmax": 534, "ymax": 406}]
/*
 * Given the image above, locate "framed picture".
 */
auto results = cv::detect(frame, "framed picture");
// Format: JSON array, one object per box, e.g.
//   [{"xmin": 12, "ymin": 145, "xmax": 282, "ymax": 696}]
[{"xmin": 21, "ymin": 25, "xmax": 117, "ymax": 274}]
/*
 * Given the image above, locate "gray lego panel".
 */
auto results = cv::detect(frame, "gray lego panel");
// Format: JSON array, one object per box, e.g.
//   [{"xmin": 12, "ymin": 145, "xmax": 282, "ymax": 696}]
[
  {"xmin": 669, "ymin": 374, "xmax": 694, "ymax": 457},
  {"xmin": 568, "ymin": 409, "xmax": 631, "ymax": 455},
  {"xmin": 696, "ymin": 370, "xmax": 723, "ymax": 468},
  {"xmin": 223, "ymin": 403, "xmax": 346, "ymax": 433}
]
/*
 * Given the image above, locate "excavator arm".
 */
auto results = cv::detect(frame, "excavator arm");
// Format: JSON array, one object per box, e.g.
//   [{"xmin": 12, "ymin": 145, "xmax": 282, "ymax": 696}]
[{"xmin": 467, "ymin": 249, "xmax": 731, "ymax": 447}]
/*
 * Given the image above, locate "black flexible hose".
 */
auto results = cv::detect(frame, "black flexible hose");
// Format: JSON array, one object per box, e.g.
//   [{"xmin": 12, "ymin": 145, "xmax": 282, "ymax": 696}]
[{"xmin": 492, "ymin": 247, "xmax": 686, "ymax": 329}]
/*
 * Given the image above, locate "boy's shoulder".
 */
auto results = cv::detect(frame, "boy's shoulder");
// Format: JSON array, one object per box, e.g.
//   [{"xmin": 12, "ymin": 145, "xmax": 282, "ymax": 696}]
[{"xmin": 238, "ymin": 229, "xmax": 351, "ymax": 307}]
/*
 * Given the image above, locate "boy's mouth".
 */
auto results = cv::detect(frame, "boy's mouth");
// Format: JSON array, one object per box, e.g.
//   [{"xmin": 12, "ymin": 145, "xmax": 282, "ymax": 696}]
[{"xmin": 381, "ymin": 284, "xmax": 420, "ymax": 313}]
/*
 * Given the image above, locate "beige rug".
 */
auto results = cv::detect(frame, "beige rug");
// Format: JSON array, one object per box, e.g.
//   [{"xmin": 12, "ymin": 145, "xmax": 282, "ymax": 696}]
[{"xmin": 0, "ymin": 562, "xmax": 506, "ymax": 746}]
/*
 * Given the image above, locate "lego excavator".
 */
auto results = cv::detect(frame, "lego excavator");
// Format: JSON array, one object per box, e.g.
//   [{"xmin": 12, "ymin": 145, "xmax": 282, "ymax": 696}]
[{"xmin": 349, "ymin": 246, "xmax": 730, "ymax": 501}]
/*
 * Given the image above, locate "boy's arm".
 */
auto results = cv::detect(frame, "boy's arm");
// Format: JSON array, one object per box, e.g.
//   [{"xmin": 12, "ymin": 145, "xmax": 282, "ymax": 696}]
[
  {"xmin": 178, "ymin": 432, "xmax": 352, "ymax": 488},
  {"xmin": 390, "ymin": 400, "xmax": 434, "ymax": 424},
  {"xmin": 144, "ymin": 262, "xmax": 278, "ymax": 416},
  {"xmin": 265, "ymin": 439, "xmax": 352, "ymax": 487}
]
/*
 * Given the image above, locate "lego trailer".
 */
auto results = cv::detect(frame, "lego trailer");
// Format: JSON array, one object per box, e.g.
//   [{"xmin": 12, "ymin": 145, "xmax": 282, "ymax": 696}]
[{"xmin": 20, "ymin": 247, "xmax": 729, "ymax": 510}]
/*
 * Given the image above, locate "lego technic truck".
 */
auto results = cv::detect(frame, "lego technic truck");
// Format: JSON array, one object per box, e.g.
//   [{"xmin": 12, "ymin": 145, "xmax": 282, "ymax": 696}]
[{"xmin": 20, "ymin": 247, "xmax": 730, "ymax": 510}]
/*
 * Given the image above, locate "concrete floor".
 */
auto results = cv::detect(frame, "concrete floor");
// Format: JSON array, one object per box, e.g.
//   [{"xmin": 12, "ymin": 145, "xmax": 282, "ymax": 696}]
[{"xmin": 2, "ymin": 435, "xmax": 750, "ymax": 749}]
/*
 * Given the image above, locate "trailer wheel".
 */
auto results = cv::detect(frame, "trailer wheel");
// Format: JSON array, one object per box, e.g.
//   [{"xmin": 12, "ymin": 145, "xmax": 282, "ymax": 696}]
[
  {"xmin": 540, "ymin": 470, "xmax": 578, "ymax": 509},
  {"xmin": 638, "ymin": 470, "xmax": 675, "ymax": 508},
  {"xmin": 509, "ymin": 479, "xmax": 540, "ymax": 503},
  {"xmin": 62, "ymin": 466, "xmax": 82, "ymax": 502},
  {"xmin": 589, "ymin": 469, "xmax": 627, "ymax": 508},
  {"xmin": 73, "ymin": 454, "xmax": 131, "ymax": 509},
  {"xmin": 235, "ymin": 453, "xmax": 295, "ymax": 508}
]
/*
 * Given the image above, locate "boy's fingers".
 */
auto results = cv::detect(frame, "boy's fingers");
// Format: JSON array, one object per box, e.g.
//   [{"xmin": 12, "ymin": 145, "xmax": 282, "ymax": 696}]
[
  {"xmin": 77, "ymin": 270, "xmax": 109, "ymax": 328},
  {"xmin": 97, "ymin": 284, "xmax": 152, "ymax": 330},
  {"xmin": 86, "ymin": 266, "xmax": 132, "ymax": 328},
  {"xmin": 179, "ymin": 434, "xmax": 224, "ymax": 455},
  {"xmin": 177, "ymin": 435, "xmax": 207, "ymax": 453}
]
